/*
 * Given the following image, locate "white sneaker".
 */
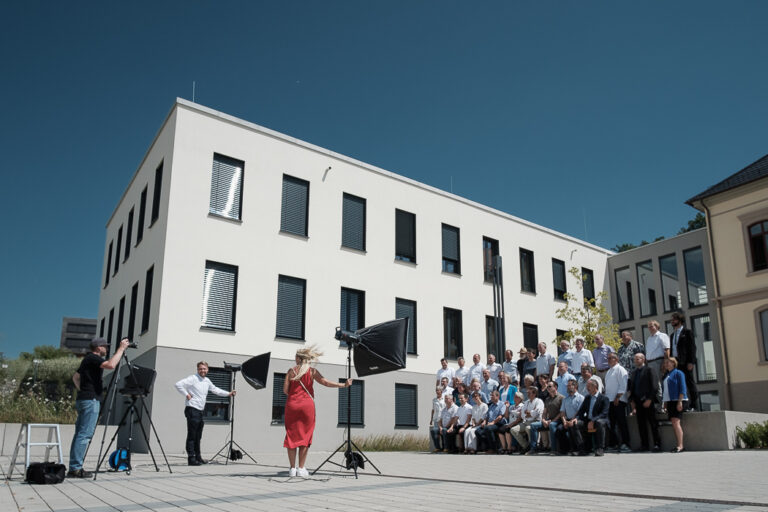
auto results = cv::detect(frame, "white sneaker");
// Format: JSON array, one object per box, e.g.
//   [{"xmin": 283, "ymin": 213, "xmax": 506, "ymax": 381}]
[
  {"xmin": 297, "ymin": 467, "xmax": 309, "ymax": 478},
  {"xmin": 289, "ymin": 467, "xmax": 297, "ymax": 477}
]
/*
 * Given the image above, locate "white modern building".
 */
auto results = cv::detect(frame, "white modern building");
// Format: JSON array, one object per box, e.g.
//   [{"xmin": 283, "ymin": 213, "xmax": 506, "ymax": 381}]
[{"xmin": 97, "ymin": 98, "xmax": 612, "ymax": 454}]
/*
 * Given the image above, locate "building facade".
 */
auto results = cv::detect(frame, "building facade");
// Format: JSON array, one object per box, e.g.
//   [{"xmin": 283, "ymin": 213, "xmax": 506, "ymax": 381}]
[
  {"xmin": 59, "ymin": 317, "xmax": 97, "ymax": 356},
  {"xmin": 96, "ymin": 99, "xmax": 612, "ymax": 453}
]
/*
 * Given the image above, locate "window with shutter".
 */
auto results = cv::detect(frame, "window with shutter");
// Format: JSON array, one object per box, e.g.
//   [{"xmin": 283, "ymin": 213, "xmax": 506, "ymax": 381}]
[
  {"xmin": 441, "ymin": 224, "xmax": 460, "ymax": 274},
  {"xmin": 520, "ymin": 248, "xmax": 536, "ymax": 293},
  {"xmin": 395, "ymin": 298, "xmax": 417, "ymax": 354},
  {"xmin": 276, "ymin": 275, "xmax": 306, "ymax": 339},
  {"xmin": 201, "ymin": 261, "xmax": 238, "ymax": 331},
  {"xmin": 340, "ymin": 287, "xmax": 365, "ymax": 343},
  {"xmin": 395, "ymin": 384, "xmax": 418, "ymax": 427},
  {"xmin": 523, "ymin": 323, "xmax": 539, "ymax": 350},
  {"xmin": 342, "ymin": 193, "xmax": 366, "ymax": 251},
  {"xmin": 552, "ymin": 258, "xmax": 566, "ymax": 301},
  {"xmin": 203, "ymin": 367, "xmax": 231, "ymax": 421},
  {"xmin": 338, "ymin": 380, "xmax": 364, "ymax": 426},
  {"xmin": 209, "ymin": 153, "xmax": 244, "ymax": 220},
  {"xmin": 443, "ymin": 307, "xmax": 463, "ymax": 359},
  {"xmin": 280, "ymin": 175, "xmax": 309, "ymax": 236},
  {"xmin": 272, "ymin": 373, "xmax": 287, "ymax": 424},
  {"xmin": 582, "ymin": 267, "xmax": 595, "ymax": 304},
  {"xmin": 395, "ymin": 209, "xmax": 416, "ymax": 262}
]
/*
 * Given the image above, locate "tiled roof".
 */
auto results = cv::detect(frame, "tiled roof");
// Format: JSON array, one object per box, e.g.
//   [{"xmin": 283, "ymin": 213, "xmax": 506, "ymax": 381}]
[{"xmin": 687, "ymin": 153, "xmax": 768, "ymax": 205}]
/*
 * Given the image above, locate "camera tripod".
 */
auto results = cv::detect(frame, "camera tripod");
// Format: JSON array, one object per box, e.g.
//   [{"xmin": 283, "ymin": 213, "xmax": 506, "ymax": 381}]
[{"xmin": 211, "ymin": 367, "xmax": 257, "ymax": 464}]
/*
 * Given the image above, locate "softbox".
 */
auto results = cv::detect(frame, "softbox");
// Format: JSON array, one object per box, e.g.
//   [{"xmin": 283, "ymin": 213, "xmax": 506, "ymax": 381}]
[
  {"xmin": 352, "ymin": 318, "xmax": 408, "ymax": 377},
  {"xmin": 242, "ymin": 352, "xmax": 270, "ymax": 390},
  {"xmin": 119, "ymin": 364, "xmax": 156, "ymax": 396}
]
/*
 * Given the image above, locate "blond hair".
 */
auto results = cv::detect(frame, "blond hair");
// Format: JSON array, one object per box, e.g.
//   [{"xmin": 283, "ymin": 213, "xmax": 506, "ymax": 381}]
[{"xmin": 293, "ymin": 344, "xmax": 323, "ymax": 381}]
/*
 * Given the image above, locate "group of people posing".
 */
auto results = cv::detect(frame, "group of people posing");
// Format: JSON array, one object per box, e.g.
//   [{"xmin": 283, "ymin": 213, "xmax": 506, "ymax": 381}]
[{"xmin": 430, "ymin": 312, "xmax": 697, "ymax": 457}]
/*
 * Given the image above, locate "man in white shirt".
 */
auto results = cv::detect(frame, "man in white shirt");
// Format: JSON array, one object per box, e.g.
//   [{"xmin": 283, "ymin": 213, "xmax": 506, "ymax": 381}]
[
  {"xmin": 452, "ymin": 393, "xmax": 473, "ymax": 453},
  {"xmin": 510, "ymin": 386, "xmax": 544, "ymax": 454},
  {"xmin": 486, "ymin": 354, "xmax": 502, "ymax": 381},
  {"xmin": 536, "ymin": 342, "xmax": 556, "ymax": 380},
  {"xmin": 455, "ymin": 356, "xmax": 470, "ymax": 386},
  {"xmin": 175, "ymin": 361, "xmax": 236, "ymax": 465},
  {"xmin": 436, "ymin": 358, "xmax": 455, "ymax": 386},
  {"xmin": 604, "ymin": 352, "xmax": 631, "ymax": 453},
  {"xmin": 468, "ymin": 353, "xmax": 486, "ymax": 384},
  {"xmin": 428, "ymin": 387, "xmax": 445, "ymax": 452},
  {"xmin": 571, "ymin": 337, "xmax": 595, "ymax": 373},
  {"xmin": 438, "ymin": 394, "xmax": 459, "ymax": 453},
  {"xmin": 440, "ymin": 377, "xmax": 454, "ymax": 398},
  {"xmin": 501, "ymin": 349, "xmax": 519, "ymax": 385},
  {"xmin": 644, "ymin": 320, "xmax": 670, "ymax": 407}
]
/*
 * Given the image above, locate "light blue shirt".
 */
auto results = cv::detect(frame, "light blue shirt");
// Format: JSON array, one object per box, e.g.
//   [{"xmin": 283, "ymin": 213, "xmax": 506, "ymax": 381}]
[
  {"xmin": 560, "ymin": 391, "xmax": 585, "ymax": 419},
  {"xmin": 481, "ymin": 378, "xmax": 499, "ymax": 396},
  {"xmin": 486, "ymin": 400, "xmax": 506, "ymax": 423},
  {"xmin": 555, "ymin": 372, "xmax": 576, "ymax": 396},
  {"xmin": 592, "ymin": 344, "xmax": 615, "ymax": 371},
  {"xmin": 558, "ymin": 350, "xmax": 574, "ymax": 373},
  {"xmin": 536, "ymin": 352, "xmax": 556, "ymax": 376}
]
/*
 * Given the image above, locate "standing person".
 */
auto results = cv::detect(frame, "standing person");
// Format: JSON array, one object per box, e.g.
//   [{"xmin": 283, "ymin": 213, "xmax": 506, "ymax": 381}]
[
  {"xmin": 68, "ymin": 337, "xmax": 130, "ymax": 478},
  {"xmin": 522, "ymin": 348, "xmax": 538, "ymax": 381},
  {"xmin": 501, "ymin": 349, "xmax": 519, "ymax": 385},
  {"xmin": 571, "ymin": 337, "xmax": 594, "ymax": 374},
  {"xmin": 468, "ymin": 353, "xmax": 486, "ymax": 384},
  {"xmin": 486, "ymin": 354, "xmax": 502, "ymax": 381},
  {"xmin": 604, "ymin": 352, "xmax": 631, "ymax": 453},
  {"xmin": 557, "ymin": 340, "xmax": 574, "ymax": 374},
  {"xmin": 429, "ymin": 387, "xmax": 445, "ymax": 451},
  {"xmin": 618, "ymin": 331, "xmax": 644, "ymax": 373},
  {"xmin": 644, "ymin": 320, "xmax": 670, "ymax": 408},
  {"xmin": 516, "ymin": 348, "xmax": 527, "ymax": 382},
  {"xmin": 175, "ymin": 361, "xmax": 237, "ymax": 466},
  {"xmin": 592, "ymin": 334, "xmax": 614, "ymax": 382},
  {"xmin": 282, "ymin": 345, "xmax": 351, "ymax": 477},
  {"xmin": 662, "ymin": 357, "xmax": 688, "ymax": 453},
  {"xmin": 629, "ymin": 353, "xmax": 661, "ymax": 452},
  {"xmin": 554, "ymin": 361, "xmax": 576, "ymax": 396},
  {"xmin": 670, "ymin": 312, "xmax": 698, "ymax": 410},
  {"xmin": 435, "ymin": 358, "xmax": 455, "ymax": 387},
  {"xmin": 455, "ymin": 356, "xmax": 470, "ymax": 386},
  {"xmin": 536, "ymin": 342, "xmax": 556, "ymax": 380}
]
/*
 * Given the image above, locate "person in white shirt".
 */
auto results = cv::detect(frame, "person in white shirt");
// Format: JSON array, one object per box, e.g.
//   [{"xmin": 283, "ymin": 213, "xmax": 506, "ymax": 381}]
[
  {"xmin": 486, "ymin": 354, "xmax": 502, "ymax": 381},
  {"xmin": 468, "ymin": 354, "xmax": 486, "ymax": 385},
  {"xmin": 510, "ymin": 386, "xmax": 544, "ymax": 454},
  {"xmin": 571, "ymin": 337, "xmax": 595, "ymax": 373},
  {"xmin": 438, "ymin": 394, "xmax": 460, "ymax": 452},
  {"xmin": 604, "ymin": 352, "xmax": 631, "ymax": 453},
  {"xmin": 429, "ymin": 387, "xmax": 445, "ymax": 452},
  {"xmin": 535, "ymin": 342, "xmax": 556, "ymax": 380},
  {"xmin": 501, "ymin": 349, "xmax": 519, "ymax": 385},
  {"xmin": 175, "ymin": 361, "xmax": 236, "ymax": 465},
  {"xmin": 453, "ymin": 393, "xmax": 473, "ymax": 453},
  {"xmin": 436, "ymin": 358, "xmax": 455, "ymax": 387},
  {"xmin": 464, "ymin": 391, "xmax": 488, "ymax": 453},
  {"xmin": 455, "ymin": 356, "xmax": 470, "ymax": 386},
  {"xmin": 644, "ymin": 320, "xmax": 670, "ymax": 407},
  {"xmin": 440, "ymin": 377, "xmax": 454, "ymax": 398}
]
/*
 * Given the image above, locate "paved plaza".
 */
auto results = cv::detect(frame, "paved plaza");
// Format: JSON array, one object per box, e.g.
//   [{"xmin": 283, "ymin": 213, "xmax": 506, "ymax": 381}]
[{"xmin": 3, "ymin": 450, "xmax": 768, "ymax": 511}]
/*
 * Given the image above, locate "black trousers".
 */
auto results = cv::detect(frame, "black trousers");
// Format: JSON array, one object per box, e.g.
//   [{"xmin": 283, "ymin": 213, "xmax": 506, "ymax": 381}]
[
  {"xmin": 572, "ymin": 418, "xmax": 608, "ymax": 452},
  {"xmin": 441, "ymin": 427, "xmax": 458, "ymax": 453},
  {"xmin": 681, "ymin": 366, "xmax": 698, "ymax": 409},
  {"xmin": 634, "ymin": 401, "xmax": 660, "ymax": 450},
  {"xmin": 609, "ymin": 401, "xmax": 629, "ymax": 447},
  {"xmin": 185, "ymin": 406, "xmax": 204, "ymax": 460},
  {"xmin": 555, "ymin": 422, "xmax": 578, "ymax": 454}
]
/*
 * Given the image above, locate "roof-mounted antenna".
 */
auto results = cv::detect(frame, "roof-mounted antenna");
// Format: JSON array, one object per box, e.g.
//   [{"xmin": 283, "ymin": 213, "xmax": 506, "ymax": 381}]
[{"xmin": 192, "ymin": 81, "xmax": 196, "ymax": 103}]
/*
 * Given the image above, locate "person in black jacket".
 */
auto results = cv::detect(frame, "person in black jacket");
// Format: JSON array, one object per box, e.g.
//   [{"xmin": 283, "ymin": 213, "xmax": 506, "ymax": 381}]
[
  {"xmin": 628, "ymin": 353, "xmax": 661, "ymax": 452},
  {"xmin": 571, "ymin": 379, "xmax": 610, "ymax": 456},
  {"xmin": 670, "ymin": 312, "xmax": 698, "ymax": 410}
]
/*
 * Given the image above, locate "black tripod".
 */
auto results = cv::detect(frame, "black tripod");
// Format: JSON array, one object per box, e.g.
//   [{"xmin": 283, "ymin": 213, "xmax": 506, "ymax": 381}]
[
  {"xmin": 312, "ymin": 341, "xmax": 380, "ymax": 479},
  {"xmin": 211, "ymin": 368, "xmax": 257, "ymax": 464},
  {"xmin": 92, "ymin": 353, "xmax": 172, "ymax": 480}
]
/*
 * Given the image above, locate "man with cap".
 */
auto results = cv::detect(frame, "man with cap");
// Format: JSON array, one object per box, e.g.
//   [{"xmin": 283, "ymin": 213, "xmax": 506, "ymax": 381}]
[{"xmin": 68, "ymin": 337, "xmax": 130, "ymax": 478}]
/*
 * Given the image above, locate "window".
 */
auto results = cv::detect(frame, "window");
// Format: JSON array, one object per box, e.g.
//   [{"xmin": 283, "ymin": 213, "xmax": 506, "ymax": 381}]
[
  {"xmin": 691, "ymin": 314, "xmax": 717, "ymax": 382},
  {"xmin": 342, "ymin": 193, "xmax": 366, "ymax": 251},
  {"xmin": 582, "ymin": 267, "xmax": 595, "ymax": 304},
  {"xmin": 523, "ymin": 323, "xmax": 539, "ymax": 350},
  {"xmin": 761, "ymin": 309, "xmax": 768, "ymax": 362},
  {"xmin": 124, "ymin": 208, "xmax": 134, "ymax": 261},
  {"xmin": 203, "ymin": 367, "xmax": 231, "ymax": 421},
  {"xmin": 659, "ymin": 254, "xmax": 681, "ymax": 312},
  {"xmin": 749, "ymin": 221, "xmax": 768, "ymax": 271},
  {"xmin": 128, "ymin": 282, "xmax": 138, "ymax": 341},
  {"xmin": 683, "ymin": 247, "xmax": 708, "ymax": 307},
  {"xmin": 483, "ymin": 237, "xmax": 499, "ymax": 283},
  {"xmin": 104, "ymin": 241, "xmax": 113, "ymax": 287},
  {"xmin": 486, "ymin": 315, "xmax": 503, "ymax": 361},
  {"xmin": 556, "ymin": 329, "xmax": 568, "ymax": 352},
  {"xmin": 150, "ymin": 162, "xmax": 162, "ymax": 225},
  {"xmin": 107, "ymin": 308, "xmax": 114, "ymax": 350},
  {"xmin": 114, "ymin": 226, "xmax": 123, "ymax": 275},
  {"xmin": 637, "ymin": 260, "xmax": 657, "ymax": 317},
  {"xmin": 552, "ymin": 258, "xmax": 566, "ymax": 301},
  {"xmin": 201, "ymin": 261, "xmax": 238, "ymax": 331},
  {"xmin": 698, "ymin": 391, "xmax": 720, "ymax": 412},
  {"xmin": 137, "ymin": 186, "xmax": 147, "ymax": 244},
  {"xmin": 441, "ymin": 224, "xmax": 461, "ymax": 274},
  {"xmin": 141, "ymin": 266, "xmax": 154, "ymax": 334},
  {"xmin": 615, "ymin": 267, "xmax": 633, "ymax": 322},
  {"xmin": 116, "ymin": 296, "xmax": 125, "ymax": 341},
  {"xmin": 338, "ymin": 379, "xmax": 364, "ymax": 426},
  {"xmin": 209, "ymin": 153, "xmax": 244, "ymax": 220},
  {"xmin": 99, "ymin": 318, "xmax": 105, "ymax": 338},
  {"xmin": 340, "ymin": 288, "xmax": 365, "ymax": 339},
  {"xmin": 641, "ymin": 325, "xmax": 650, "ymax": 344},
  {"xmin": 276, "ymin": 275, "xmax": 306, "ymax": 339},
  {"xmin": 395, "ymin": 209, "xmax": 416, "ymax": 262},
  {"xmin": 395, "ymin": 384, "xmax": 418, "ymax": 427},
  {"xmin": 520, "ymin": 248, "xmax": 536, "ymax": 293},
  {"xmin": 395, "ymin": 298, "xmax": 417, "ymax": 354},
  {"xmin": 272, "ymin": 373, "xmax": 287, "ymax": 424},
  {"xmin": 280, "ymin": 175, "xmax": 309, "ymax": 236},
  {"xmin": 443, "ymin": 307, "xmax": 463, "ymax": 359}
]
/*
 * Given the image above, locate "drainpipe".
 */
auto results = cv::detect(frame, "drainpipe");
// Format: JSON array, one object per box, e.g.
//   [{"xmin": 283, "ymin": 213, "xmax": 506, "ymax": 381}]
[{"xmin": 702, "ymin": 200, "xmax": 733, "ymax": 410}]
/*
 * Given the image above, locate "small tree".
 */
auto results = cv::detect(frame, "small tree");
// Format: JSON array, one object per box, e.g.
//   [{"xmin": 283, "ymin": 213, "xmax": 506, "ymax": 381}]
[{"xmin": 555, "ymin": 267, "xmax": 621, "ymax": 351}]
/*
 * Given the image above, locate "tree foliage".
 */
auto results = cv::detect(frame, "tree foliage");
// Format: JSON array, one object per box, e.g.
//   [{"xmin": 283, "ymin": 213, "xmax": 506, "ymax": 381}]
[
  {"xmin": 678, "ymin": 212, "xmax": 707, "ymax": 234},
  {"xmin": 555, "ymin": 267, "xmax": 621, "ymax": 351},
  {"xmin": 19, "ymin": 345, "xmax": 75, "ymax": 361}
]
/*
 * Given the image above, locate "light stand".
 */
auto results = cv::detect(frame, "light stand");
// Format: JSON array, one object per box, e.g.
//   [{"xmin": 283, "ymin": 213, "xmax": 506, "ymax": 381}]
[
  {"xmin": 312, "ymin": 337, "xmax": 380, "ymax": 479},
  {"xmin": 211, "ymin": 365, "xmax": 257, "ymax": 464}
]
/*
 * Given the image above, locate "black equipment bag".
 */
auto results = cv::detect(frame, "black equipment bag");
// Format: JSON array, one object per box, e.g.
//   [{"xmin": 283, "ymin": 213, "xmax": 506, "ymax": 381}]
[{"xmin": 25, "ymin": 462, "xmax": 66, "ymax": 484}]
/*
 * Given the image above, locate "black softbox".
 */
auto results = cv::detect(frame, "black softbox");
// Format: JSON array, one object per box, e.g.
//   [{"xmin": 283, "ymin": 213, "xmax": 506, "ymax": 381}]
[
  {"xmin": 241, "ymin": 352, "xmax": 270, "ymax": 390},
  {"xmin": 352, "ymin": 318, "xmax": 409, "ymax": 377}
]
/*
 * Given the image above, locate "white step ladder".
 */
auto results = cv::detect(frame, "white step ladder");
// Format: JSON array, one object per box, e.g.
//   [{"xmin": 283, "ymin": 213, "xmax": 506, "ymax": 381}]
[{"xmin": 6, "ymin": 423, "xmax": 64, "ymax": 479}]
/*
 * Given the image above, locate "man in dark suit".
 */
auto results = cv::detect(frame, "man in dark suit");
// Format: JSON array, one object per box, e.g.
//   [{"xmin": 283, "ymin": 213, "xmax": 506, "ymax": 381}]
[
  {"xmin": 628, "ymin": 353, "xmax": 661, "ymax": 451},
  {"xmin": 571, "ymin": 379, "xmax": 610, "ymax": 456},
  {"xmin": 670, "ymin": 311, "xmax": 698, "ymax": 410}
]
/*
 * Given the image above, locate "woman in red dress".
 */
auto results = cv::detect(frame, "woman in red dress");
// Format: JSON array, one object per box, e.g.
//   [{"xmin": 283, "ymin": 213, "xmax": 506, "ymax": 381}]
[{"xmin": 283, "ymin": 345, "xmax": 351, "ymax": 477}]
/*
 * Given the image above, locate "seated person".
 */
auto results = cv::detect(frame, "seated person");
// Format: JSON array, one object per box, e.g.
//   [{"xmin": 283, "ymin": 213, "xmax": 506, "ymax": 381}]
[
  {"xmin": 464, "ymin": 391, "xmax": 488, "ymax": 454},
  {"xmin": 498, "ymin": 391, "xmax": 524, "ymax": 454},
  {"xmin": 555, "ymin": 379, "xmax": 584, "ymax": 455},
  {"xmin": 510, "ymin": 386, "xmax": 544, "ymax": 455},
  {"xmin": 476, "ymin": 390, "xmax": 506, "ymax": 454},
  {"xmin": 571, "ymin": 379, "xmax": 610, "ymax": 456},
  {"xmin": 577, "ymin": 364, "xmax": 603, "ymax": 396}
]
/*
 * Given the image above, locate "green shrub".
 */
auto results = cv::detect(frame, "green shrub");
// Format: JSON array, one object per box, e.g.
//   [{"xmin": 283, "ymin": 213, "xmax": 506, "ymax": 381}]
[
  {"xmin": 0, "ymin": 357, "xmax": 79, "ymax": 423},
  {"xmin": 735, "ymin": 421, "xmax": 768, "ymax": 449},
  {"xmin": 351, "ymin": 433, "xmax": 430, "ymax": 452}
]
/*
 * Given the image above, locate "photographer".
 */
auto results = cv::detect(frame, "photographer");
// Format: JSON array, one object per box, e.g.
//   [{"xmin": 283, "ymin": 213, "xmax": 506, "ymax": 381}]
[
  {"xmin": 68, "ymin": 336, "xmax": 130, "ymax": 478},
  {"xmin": 175, "ymin": 361, "xmax": 236, "ymax": 466}
]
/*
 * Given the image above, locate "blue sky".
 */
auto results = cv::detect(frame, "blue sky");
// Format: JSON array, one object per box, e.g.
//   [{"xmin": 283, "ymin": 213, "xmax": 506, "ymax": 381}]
[{"xmin": 1, "ymin": 1, "xmax": 767, "ymax": 358}]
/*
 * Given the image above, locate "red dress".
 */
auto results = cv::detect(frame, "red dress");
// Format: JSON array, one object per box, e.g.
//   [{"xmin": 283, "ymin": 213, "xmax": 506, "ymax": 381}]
[{"xmin": 283, "ymin": 368, "xmax": 316, "ymax": 448}]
